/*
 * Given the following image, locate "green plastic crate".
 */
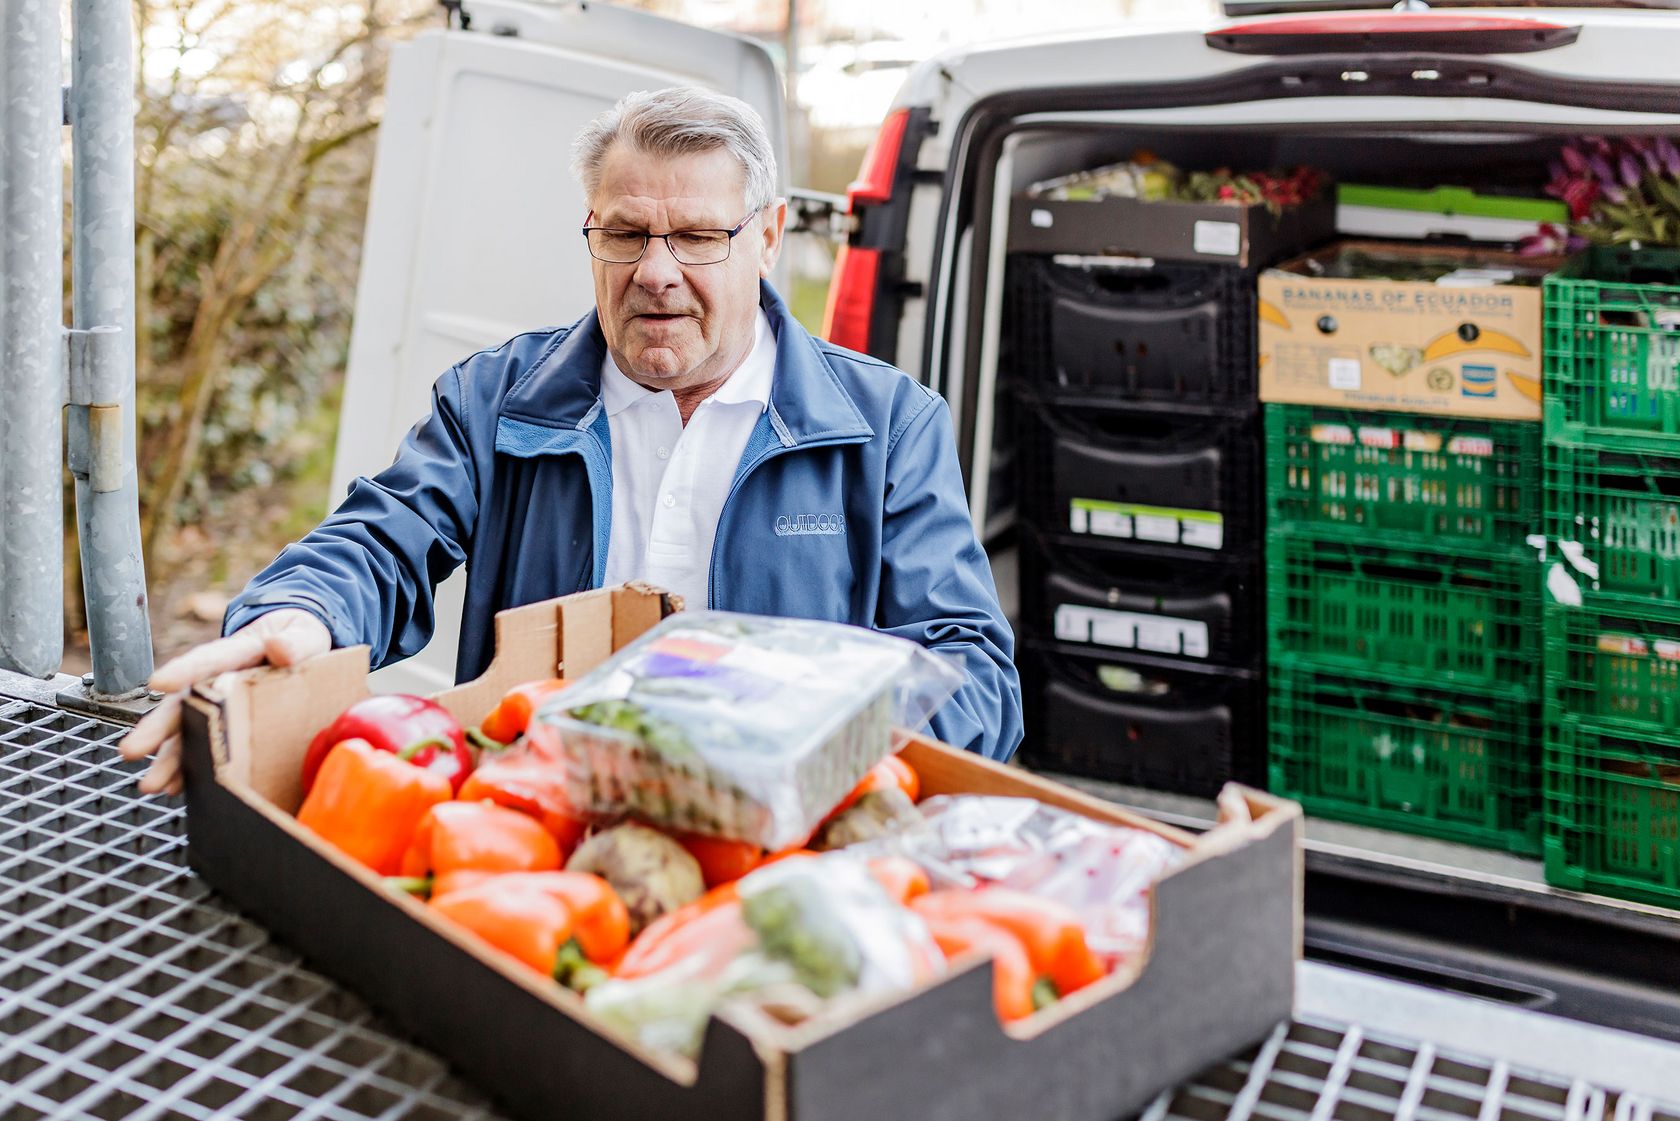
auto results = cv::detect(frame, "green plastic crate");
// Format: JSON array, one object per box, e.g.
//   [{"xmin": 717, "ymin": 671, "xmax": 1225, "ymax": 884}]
[
  {"xmin": 1266, "ymin": 404, "xmax": 1540, "ymax": 552},
  {"xmin": 1266, "ymin": 532, "xmax": 1541, "ymax": 692},
  {"xmin": 1544, "ymin": 442, "xmax": 1680, "ymax": 605},
  {"xmin": 1270, "ymin": 661, "xmax": 1540, "ymax": 854},
  {"xmin": 1544, "ymin": 711, "xmax": 1680, "ymax": 906},
  {"xmin": 1543, "ymin": 247, "xmax": 1680, "ymax": 450},
  {"xmin": 1546, "ymin": 599, "xmax": 1680, "ymax": 737}
]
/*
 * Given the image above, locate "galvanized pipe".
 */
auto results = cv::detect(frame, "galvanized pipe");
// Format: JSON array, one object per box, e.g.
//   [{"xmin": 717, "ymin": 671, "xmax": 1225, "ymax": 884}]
[
  {"xmin": 69, "ymin": 0, "xmax": 153, "ymax": 696},
  {"xmin": 0, "ymin": 0, "xmax": 67, "ymax": 678}
]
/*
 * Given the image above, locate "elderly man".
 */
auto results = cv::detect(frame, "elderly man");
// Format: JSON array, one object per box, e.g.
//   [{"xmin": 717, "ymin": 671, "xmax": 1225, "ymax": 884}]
[{"xmin": 120, "ymin": 86, "xmax": 1022, "ymax": 792}]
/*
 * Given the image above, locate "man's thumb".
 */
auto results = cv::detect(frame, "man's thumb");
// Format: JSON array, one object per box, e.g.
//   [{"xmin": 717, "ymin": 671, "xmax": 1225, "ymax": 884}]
[{"xmin": 263, "ymin": 621, "xmax": 328, "ymax": 667}]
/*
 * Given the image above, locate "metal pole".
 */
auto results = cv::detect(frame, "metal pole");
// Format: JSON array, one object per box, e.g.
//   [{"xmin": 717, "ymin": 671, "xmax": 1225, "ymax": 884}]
[
  {"xmin": 0, "ymin": 0, "xmax": 67, "ymax": 679},
  {"xmin": 68, "ymin": 0, "xmax": 153, "ymax": 697}
]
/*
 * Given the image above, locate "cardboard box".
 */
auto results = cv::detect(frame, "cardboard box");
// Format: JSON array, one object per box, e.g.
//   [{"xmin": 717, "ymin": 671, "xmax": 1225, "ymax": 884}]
[
  {"xmin": 181, "ymin": 584, "xmax": 1301, "ymax": 1121},
  {"xmin": 1258, "ymin": 240, "xmax": 1557, "ymax": 421},
  {"xmin": 1009, "ymin": 191, "xmax": 1336, "ymax": 269}
]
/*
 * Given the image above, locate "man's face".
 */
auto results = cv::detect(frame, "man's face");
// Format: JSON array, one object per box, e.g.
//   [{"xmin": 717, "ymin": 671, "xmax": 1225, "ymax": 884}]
[{"xmin": 589, "ymin": 144, "xmax": 785, "ymax": 392}]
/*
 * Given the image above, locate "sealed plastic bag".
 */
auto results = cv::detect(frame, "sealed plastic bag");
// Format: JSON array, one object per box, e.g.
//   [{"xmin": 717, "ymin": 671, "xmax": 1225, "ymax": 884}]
[
  {"xmin": 585, "ymin": 853, "xmax": 941, "ymax": 1058},
  {"xmin": 528, "ymin": 611, "xmax": 962, "ymax": 849},
  {"xmin": 866, "ymin": 796, "xmax": 1184, "ymax": 966}
]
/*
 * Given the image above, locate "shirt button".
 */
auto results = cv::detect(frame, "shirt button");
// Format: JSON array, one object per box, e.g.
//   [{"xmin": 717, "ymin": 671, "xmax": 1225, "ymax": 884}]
[
  {"xmin": 663, "ymin": 493, "xmax": 676, "ymax": 508},
  {"xmin": 657, "ymin": 446, "xmax": 670, "ymax": 460}
]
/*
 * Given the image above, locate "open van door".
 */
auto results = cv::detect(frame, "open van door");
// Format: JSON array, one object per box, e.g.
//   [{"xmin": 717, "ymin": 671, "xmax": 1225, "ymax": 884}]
[{"xmin": 335, "ymin": 1, "xmax": 788, "ymax": 693}]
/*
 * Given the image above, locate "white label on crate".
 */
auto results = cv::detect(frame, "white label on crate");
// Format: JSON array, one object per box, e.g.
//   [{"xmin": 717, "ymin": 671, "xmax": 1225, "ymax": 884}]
[
  {"xmin": 1180, "ymin": 624, "xmax": 1211, "ymax": 658},
  {"xmin": 1089, "ymin": 509, "xmax": 1133, "ymax": 538},
  {"xmin": 1181, "ymin": 519, "xmax": 1225, "ymax": 550},
  {"xmin": 1054, "ymin": 605, "xmax": 1092, "ymax": 643},
  {"xmin": 1069, "ymin": 503, "xmax": 1090, "ymax": 534},
  {"xmin": 1193, "ymin": 219, "xmax": 1242, "ymax": 257},
  {"xmin": 1031, "ymin": 207, "xmax": 1054, "ymax": 229},
  {"xmin": 1134, "ymin": 513, "xmax": 1180, "ymax": 543},
  {"xmin": 1054, "ymin": 605, "xmax": 1210, "ymax": 658},
  {"xmin": 1328, "ymin": 357, "xmax": 1363, "ymax": 390}
]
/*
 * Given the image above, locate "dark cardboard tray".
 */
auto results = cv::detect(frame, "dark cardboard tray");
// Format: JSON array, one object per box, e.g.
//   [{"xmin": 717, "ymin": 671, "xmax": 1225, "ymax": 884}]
[
  {"xmin": 1009, "ymin": 192, "xmax": 1336, "ymax": 269},
  {"xmin": 180, "ymin": 585, "xmax": 1301, "ymax": 1121}
]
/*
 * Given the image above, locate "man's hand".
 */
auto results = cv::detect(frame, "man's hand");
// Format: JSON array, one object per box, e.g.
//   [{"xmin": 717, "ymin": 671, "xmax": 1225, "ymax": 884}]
[{"xmin": 118, "ymin": 608, "xmax": 332, "ymax": 796}]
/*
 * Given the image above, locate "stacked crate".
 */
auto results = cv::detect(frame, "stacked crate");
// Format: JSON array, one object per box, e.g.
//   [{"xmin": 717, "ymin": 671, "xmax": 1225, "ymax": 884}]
[
  {"xmin": 1263, "ymin": 401, "xmax": 1546, "ymax": 854},
  {"xmin": 1006, "ymin": 255, "xmax": 1266, "ymax": 797},
  {"xmin": 1541, "ymin": 248, "xmax": 1680, "ymax": 906}
]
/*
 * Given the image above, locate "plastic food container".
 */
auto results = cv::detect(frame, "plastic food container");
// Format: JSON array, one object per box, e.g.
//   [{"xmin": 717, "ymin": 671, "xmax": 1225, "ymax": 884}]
[{"xmin": 530, "ymin": 611, "xmax": 963, "ymax": 849}]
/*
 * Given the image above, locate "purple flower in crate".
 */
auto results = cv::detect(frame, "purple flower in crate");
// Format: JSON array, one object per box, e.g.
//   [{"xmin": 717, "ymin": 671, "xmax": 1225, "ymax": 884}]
[
  {"xmin": 1589, "ymin": 152, "xmax": 1617, "ymax": 187},
  {"xmin": 1619, "ymin": 151, "xmax": 1645, "ymax": 189},
  {"xmin": 1657, "ymin": 137, "xmax": 1680, "ymax": 177},
  {"xmin": 1603, "ymin": 183, "xmax": 1628, "ymax": 206},
  {"xmin": 1560, "ymin": 144, "xmax": 1588, "ymax": 174},
  {"xmin": 1626, "ymin": 136, "xmax": 1662, "ymax": 175}
]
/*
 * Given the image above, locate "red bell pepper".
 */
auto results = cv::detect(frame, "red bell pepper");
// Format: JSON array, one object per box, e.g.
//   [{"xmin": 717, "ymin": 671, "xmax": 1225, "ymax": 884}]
[{"xmin": 301, "ymin": 694, "xmax": 473, "ymax": 795}]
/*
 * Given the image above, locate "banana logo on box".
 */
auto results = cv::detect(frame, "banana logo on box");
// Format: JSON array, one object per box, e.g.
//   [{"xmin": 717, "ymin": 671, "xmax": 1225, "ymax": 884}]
[{"xmin": 1422, "ymin": 322, "xmax": 1531, "ymax": 363}]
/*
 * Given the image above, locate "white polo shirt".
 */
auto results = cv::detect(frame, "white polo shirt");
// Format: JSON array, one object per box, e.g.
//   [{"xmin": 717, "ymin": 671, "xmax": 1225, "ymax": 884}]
[{"xmin": 599, "ymin": 309, "xmax": 776, "ymax": 610}]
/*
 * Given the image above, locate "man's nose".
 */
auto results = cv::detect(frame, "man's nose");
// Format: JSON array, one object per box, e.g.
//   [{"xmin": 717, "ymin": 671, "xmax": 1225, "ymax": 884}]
[{"xmin": 633, "ymin": 235, "xmax": 683, "ymax": 289}]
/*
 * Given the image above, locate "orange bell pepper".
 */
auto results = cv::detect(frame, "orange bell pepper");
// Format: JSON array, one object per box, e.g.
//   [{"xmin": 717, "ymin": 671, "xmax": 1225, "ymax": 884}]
[
  {"xmin": 921, "ymin": 914, "xmax": 1051, "ymax": 1023},
  {"xmin": 455, "ymin": 761, "xmax": 587, "ymax": 856},
  {"xmin": 400, "ymin": 800, "xmax": 561, "ymax": 883},
  {"xmin": 910, "ymin": 888, "xmax": 1105, "ymax": 998},
  {"xmin": 433, "ymin": 873, "xmax": 631, "ymax": 988},
  {"xmin": 477, "ymin": 678, "xmax": 570, "ymax": 745},
  {"xmin": 672, "ymin": 832, "xmax": 765, "ymax": 889},
  {"xmin": 430, "ymin": 870, "xmax": 629, "ymax": 987},
  {"xmin": 296, "ymin": 739, "xmax": 452, "ymax": 875}
]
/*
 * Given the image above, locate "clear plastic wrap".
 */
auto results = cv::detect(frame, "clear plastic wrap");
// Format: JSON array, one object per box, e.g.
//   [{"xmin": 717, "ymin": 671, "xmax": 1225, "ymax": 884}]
[
  {"xmin": 527, "ymin": 611, "xmax": 963, "ymax": 850},
  {"xmin": 862, "ymin": 795, "xmax": 1184, "ymax": 966},
  {"xmin": 584, "ymin": 854, "xmax": 942, "ymax": 1058}
]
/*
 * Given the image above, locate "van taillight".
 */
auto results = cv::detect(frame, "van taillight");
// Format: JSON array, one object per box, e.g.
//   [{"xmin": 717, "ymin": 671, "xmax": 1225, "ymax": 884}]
[
  {"xmin": 823, "ymin": 107, "xmax": 912, "ymax": 350},
  {"xmin": 847, "ymin": 108, "xmax": 911, "ymax": 209},
  {"xmin": 821, "ymin": 244, "xmax": 881, "ymax": 352}
]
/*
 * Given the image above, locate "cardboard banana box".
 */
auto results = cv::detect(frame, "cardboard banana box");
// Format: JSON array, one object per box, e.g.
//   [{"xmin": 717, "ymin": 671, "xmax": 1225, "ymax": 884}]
[
  {"xmin": 1258, "ymin": 240, "xmax": 1559, "ymax": 420},
  {"xmin": 180, "ymin": 584, "xmax": 1302, "ymax": 1121}
]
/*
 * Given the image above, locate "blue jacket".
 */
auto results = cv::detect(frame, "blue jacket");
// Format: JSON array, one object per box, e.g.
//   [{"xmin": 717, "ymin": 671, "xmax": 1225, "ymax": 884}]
[{"xmin": 226, "ymin": 283, "xmax": 1024, "ymax": 760}]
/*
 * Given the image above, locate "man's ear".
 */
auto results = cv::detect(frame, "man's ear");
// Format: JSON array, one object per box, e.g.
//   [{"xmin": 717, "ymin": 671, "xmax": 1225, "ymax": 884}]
[{"xmin": 759, "ymin": 199, "xmax": 787, "ymax": 276}]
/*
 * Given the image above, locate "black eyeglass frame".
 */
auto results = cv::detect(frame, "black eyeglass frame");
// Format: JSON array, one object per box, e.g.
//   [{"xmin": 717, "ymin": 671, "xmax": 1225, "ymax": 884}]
[{"xmin": 580, "ymin": 208, "xmax": 762, "ymax": 265}]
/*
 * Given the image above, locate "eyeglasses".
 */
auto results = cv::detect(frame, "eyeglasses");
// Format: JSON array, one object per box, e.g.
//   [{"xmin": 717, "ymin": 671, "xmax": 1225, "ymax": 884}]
[{"xmin": 581, "ymin": 210, "xmax": 760, "ymax": 265}]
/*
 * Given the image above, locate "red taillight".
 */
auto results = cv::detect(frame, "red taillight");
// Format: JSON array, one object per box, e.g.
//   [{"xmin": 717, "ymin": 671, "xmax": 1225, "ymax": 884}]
[
  {"xmin": 821, "ymin": 244, "xmax": 881, "ymax": 352},
  {"xmin": 846, "ymin": 108, "xmax": 911, "ymax": 210},
  {"xmin": 825, "ymin": 108, "xmax": 912, "ymax": 351},
  {"xmin": 1207, "ymin": 13, "xmax": 1578, "ymax": 55}
]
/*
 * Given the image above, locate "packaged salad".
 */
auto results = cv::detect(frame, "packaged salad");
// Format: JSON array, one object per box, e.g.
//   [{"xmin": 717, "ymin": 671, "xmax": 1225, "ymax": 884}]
[{"xmin": 526, "ymin": 612, "xmax": 962, "ymax": 849}]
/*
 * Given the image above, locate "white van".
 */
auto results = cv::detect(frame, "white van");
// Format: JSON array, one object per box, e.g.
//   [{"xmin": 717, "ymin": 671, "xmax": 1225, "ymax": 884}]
[
  {"xmin": 333, "ymin": 0, "xmax": 1680, "ymax": 1041},
  {"xmin": 343, "ymin": 0, "xmax": 1680, "ymax": 689}
]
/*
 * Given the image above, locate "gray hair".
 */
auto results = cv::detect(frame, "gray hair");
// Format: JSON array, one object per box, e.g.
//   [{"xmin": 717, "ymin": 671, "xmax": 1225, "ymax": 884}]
[{"xmin": 571, "ymin": 87, "xmax": 778, "ymax": 214}]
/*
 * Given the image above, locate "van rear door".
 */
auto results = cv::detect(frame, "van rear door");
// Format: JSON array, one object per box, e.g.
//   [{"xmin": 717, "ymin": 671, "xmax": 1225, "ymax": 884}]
[{"xmin": 336, "ymin": 2, "xmax": 786, "ymax": 692}]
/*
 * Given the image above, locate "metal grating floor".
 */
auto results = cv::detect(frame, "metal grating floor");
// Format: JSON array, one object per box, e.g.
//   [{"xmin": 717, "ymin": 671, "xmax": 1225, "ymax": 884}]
[{"xmin": 1, "ymin": 697, "xmax": 1675, "ymax": 1121}]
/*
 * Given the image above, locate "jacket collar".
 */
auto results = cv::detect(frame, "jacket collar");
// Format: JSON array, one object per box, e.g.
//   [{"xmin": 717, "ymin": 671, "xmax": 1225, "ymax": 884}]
[{"xmin": 498, "ymin": 281, "xmax": 873, "ymax": 446}]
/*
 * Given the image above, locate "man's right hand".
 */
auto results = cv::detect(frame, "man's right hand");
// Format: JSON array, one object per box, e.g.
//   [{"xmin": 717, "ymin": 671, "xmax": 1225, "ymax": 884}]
[{"xmin": 117, "ymin": 608, "xmax": 332, "ymax": 796}]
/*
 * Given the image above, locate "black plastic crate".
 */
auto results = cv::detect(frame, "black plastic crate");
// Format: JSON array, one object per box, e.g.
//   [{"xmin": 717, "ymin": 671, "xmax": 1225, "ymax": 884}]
[
  {"xmin": 1018, "ymin": 400, "xmax": 1259, "ymax": 556},
  {"xmin": 1005, "ymin": 254, "xmax": 1257, "ymax": 408},
  {"xmin": 1019, "ymin": 529, "xmax": 1262, "ymax": 668},
  {"xmin": 1019, "ymin": 641, "xmax": 1264, "ymax": 796}
]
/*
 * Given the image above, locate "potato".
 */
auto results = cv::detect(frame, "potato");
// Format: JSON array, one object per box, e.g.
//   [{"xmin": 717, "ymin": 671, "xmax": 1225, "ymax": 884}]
[{"xmin": 566, "ymin": 823, "xmax": 705, "ymax": 934}]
